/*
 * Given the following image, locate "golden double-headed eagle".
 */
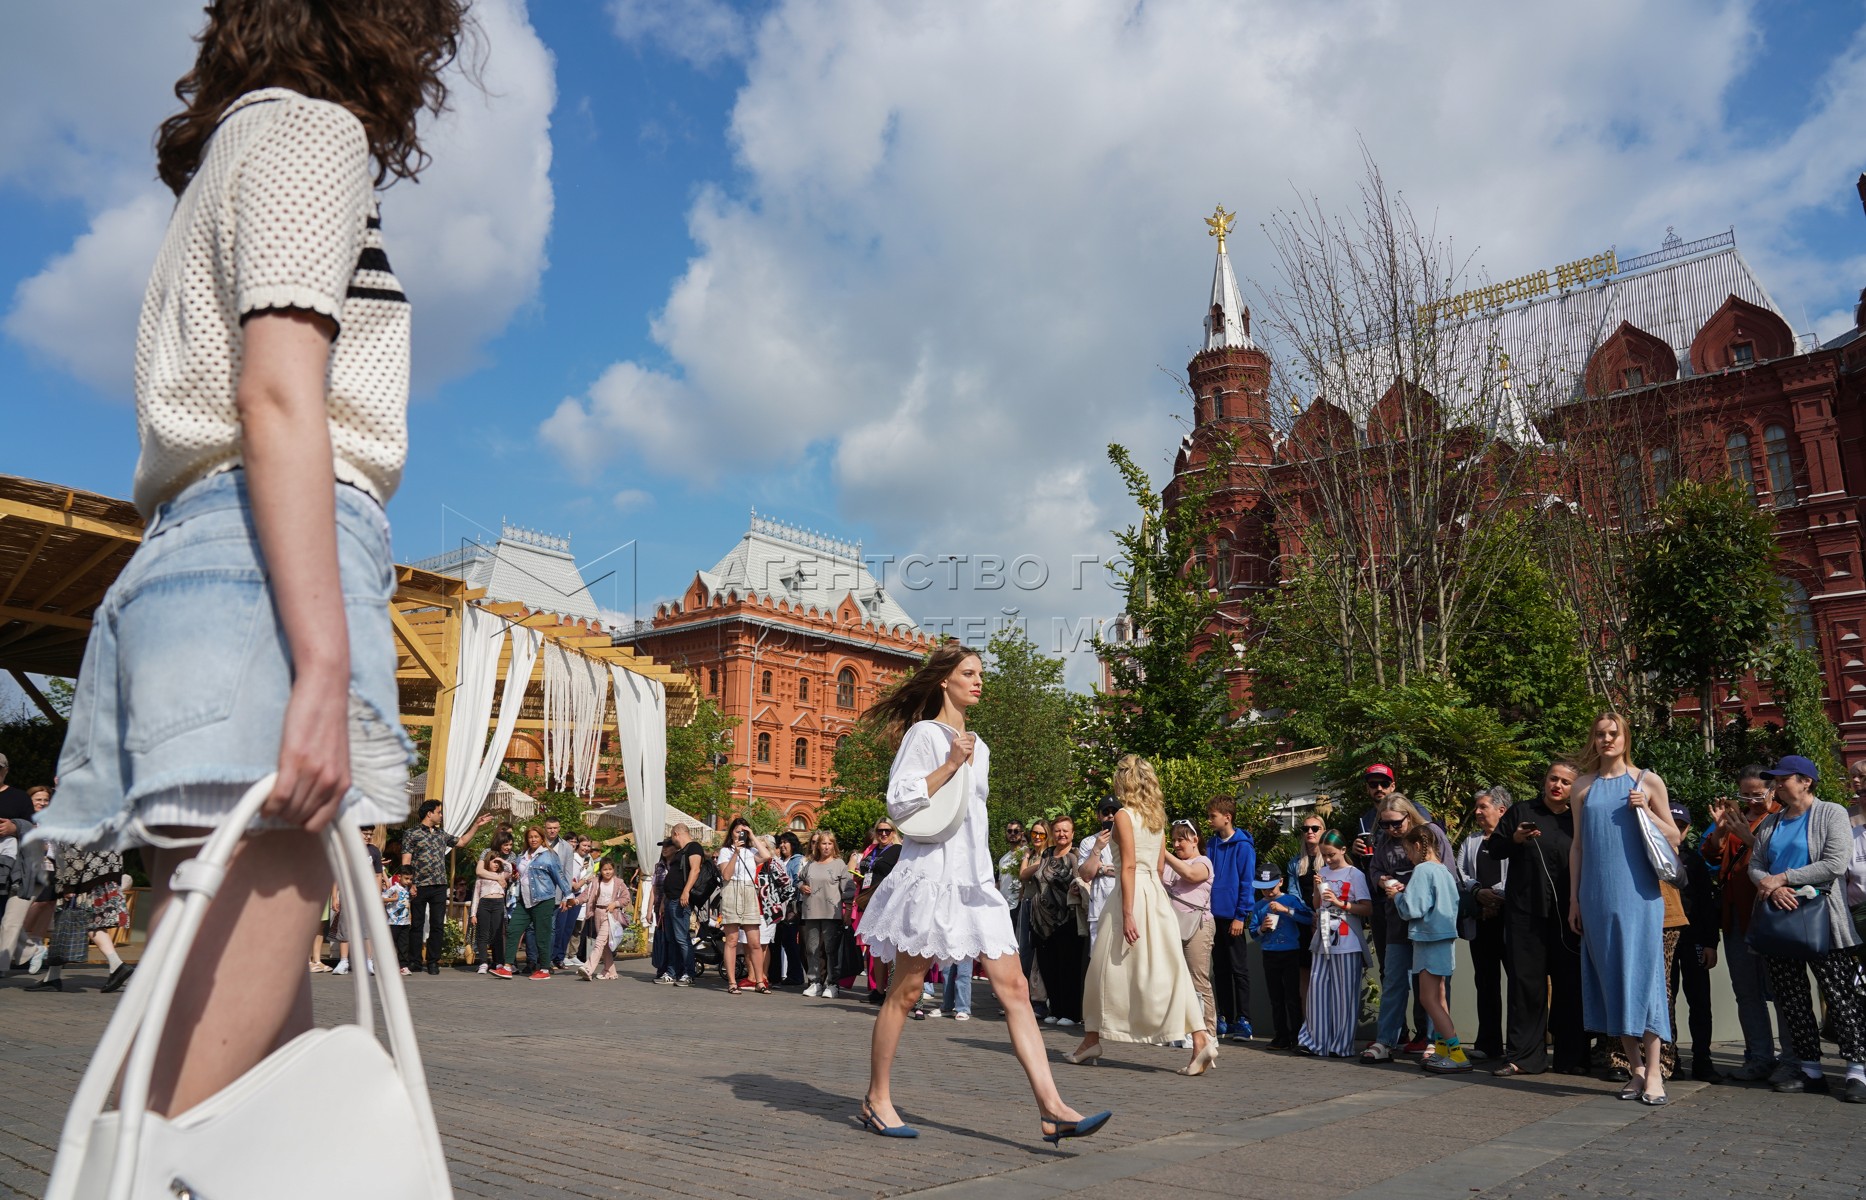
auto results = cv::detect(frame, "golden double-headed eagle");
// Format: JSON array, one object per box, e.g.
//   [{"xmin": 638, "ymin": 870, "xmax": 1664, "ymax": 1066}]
[{"xmin": 1205, "ymin": 205, "xmax": 1236, "ymax": 251}]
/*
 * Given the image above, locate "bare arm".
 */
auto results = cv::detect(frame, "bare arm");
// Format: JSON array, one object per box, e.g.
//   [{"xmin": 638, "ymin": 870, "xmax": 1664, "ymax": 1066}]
[
  {"xmin": 1020, "ymin": 850, "xmax": 1043, "ymax": 881},
  {"xmin": 1114, "ymin": 810, "xmax": 1138, "ymax": 943},
  {"xmin": 238, "ymin": 311, "xmax": 349, "ymax": 832},
  {"xmin": 1162, "ymin": 849, "xmax": 1211, "ymax": 883}
]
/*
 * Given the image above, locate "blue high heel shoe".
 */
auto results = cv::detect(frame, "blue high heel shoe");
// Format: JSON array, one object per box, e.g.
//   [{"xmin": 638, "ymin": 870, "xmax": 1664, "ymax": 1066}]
[
  {"xmin": 860, "ymin": 1101, "xmax": 919, "ymax": 1138},
  {"xmin": 1040, "ymin": 1110, "xmax": 1112, "ymax": 1146}
]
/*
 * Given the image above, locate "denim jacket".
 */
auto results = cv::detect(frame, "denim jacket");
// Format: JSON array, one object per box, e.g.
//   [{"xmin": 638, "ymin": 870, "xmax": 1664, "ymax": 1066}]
[{"xmin": 515, "ymin": 847, "xmax": 573, "ymax": 907}]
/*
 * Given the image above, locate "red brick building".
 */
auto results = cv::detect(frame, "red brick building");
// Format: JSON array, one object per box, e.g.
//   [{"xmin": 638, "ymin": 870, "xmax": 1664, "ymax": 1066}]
[
  {"xmin": 1159, "ymin": 214, "xmax": 1866, "ymax": 760},
  {"xmin": 621, "ymin": 514, "xmax": 931, "ymax": 829}
]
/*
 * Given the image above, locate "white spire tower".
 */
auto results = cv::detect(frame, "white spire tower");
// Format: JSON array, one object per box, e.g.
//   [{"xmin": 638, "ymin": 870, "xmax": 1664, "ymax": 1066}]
[{"xmin": 1201, "ymin": 205, "xmax": 1252, "ymax": 352}]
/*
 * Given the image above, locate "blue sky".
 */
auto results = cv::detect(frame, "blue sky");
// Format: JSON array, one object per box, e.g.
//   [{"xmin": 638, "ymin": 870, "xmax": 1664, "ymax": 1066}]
[{"xmin": 4, "ymin": 1, "xmax": 1866, "ymax": 690}]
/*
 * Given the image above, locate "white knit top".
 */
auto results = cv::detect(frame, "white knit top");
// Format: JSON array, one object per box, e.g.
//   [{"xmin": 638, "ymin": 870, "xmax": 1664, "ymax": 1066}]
[{"xmin": 131, "ymin": 88, "xmax": 409, "ymax": 518}]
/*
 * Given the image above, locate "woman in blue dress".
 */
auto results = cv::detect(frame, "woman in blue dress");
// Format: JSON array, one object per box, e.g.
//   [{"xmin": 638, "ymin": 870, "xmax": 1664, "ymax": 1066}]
[{"xmin": 1567, "ymin": 712, "xmax": 1683, "ymax": 1106}]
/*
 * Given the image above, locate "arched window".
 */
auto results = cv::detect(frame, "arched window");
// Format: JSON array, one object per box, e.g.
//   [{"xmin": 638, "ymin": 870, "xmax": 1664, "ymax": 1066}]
[
  {"xmin": 1616, "ymin": 453, "xmax": 1645, "ymax": 520},
  {"xmin": 794, "ymin": 737, "xmax": 809, "ymax": 768},
  {"xmin": 760, "ymin": 669, "xmax": 773, "ymax": 696},
  {"xmin": 1212, "ymin": 390, "xmax": 1225, "ymax": 420},
  {"xmin": 1726, "ymin": 430, "xmax": 1754, "ymax": 500},
  {"xmin": 798, "ymin": 677, "xmax": 810, "ymax": 702},
  {"xmin": 1650, "ymin": 447, "xmax": 1675, "ymax": 502},
  {"xmin": 789, "ymin": 815, "xmax": 808, "ymax": 832},
  {"xmin": 1780, "ymin": 578, "xmax": 1817, "ymax": 652},
  {"xmin": 755, "ymin": 732, "xmax": 771, "ymax": 763},
  {"xmin": 1763, "ymin": 425, "xmax": 1796, "ymax": 507},
  {"xmin": 707, "ymin": 668, "xmax": 718, "ymax": 695},
  {"xmin": 837, "ymin": 667, "xmax": 856, "ymax": 708}
]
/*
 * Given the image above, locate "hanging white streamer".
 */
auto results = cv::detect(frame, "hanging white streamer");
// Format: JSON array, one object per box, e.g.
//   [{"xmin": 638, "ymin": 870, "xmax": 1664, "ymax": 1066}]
[
  {"xmin": 609, "ymin": 665, "xmax": 668, "ymax": 878},
  {"xmin": 542, "ymin": 639, "xmax": 608, "ymax": 796}
]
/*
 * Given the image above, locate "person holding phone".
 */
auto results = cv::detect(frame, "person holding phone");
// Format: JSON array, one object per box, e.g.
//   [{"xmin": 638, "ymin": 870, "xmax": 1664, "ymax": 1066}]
[
  {"xmin": 1703, "ymin": 768, "xmax": 1794, "ymax": 1082},
  {"xmin": 717, "ymin": 816, "xmax": 771, "ymax": 994},
  {"xmin": 1488, "ymin": 760, "xmax": 1585, "ymax": 1077}
]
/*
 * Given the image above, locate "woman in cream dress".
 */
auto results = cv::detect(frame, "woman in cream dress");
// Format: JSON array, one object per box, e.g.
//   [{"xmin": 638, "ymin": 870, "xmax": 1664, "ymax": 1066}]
[{"xmin": 1069, "ymin": 754, "xmax": 1216, "ymax": 1076}]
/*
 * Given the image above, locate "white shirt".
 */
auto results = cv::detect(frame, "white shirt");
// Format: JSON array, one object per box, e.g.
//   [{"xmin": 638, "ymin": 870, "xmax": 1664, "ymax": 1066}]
[
  {"xmin": 1314, "ymin": 864, "xmax": 1370, "ymax": 955},
  {"xmin": 1076, "ymin": 829, "xmax": 1117, "ymax": 930},
  {"xmin": 131, "ymin": 88, "xmax": 409, "ymax": 518},
  {"xmin": 1846, "ymin": 824, "xmax": 1866, "ymax": 908},
  {"xmin": 718, "ymin": 845, "xmax": 760, "ymax": 883}
]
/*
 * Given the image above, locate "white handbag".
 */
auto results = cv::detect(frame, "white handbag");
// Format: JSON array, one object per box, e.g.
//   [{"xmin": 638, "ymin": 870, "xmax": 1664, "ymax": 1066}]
[
  {"xmin": 46, "ymin": 775, "xmax": 453, "ymax": 1200},
  {"xmin": 895, "ymin": 728, "xmax": 972, "ymax": 845}
]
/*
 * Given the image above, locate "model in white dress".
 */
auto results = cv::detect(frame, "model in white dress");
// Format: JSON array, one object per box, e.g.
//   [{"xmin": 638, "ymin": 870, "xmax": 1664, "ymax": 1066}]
[
  {"xmin": 858, "ymin": 721, "xmax": 1020, "ymax": 965},
  {"xmin": 859, "ymin": 644, "xmax": 1108, "ymax": 1147}
]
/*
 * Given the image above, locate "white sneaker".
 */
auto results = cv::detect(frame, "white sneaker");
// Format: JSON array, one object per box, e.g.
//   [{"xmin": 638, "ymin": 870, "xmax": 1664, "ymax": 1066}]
[
  {"xmin": 1055, "ymin": 1018, "xmax": 1077, "ymax": 1027},
  {"xmin": 954, "ymin": 1012, "xmax": 971, "ymax": 1021},
  {"xmin": 477, "ymin": 963, "xmax": 488, "ymax": 974},
  {"xmin": 26, "ymin": 945, "xmax": 47, "ymax": 975},
  {"xmin": 927, "ymin": 1009, "xmax": 946, "ymax": 1018},
  {"xmin": 803, "ymin": 983, "xmax": 823, "ymax": 997},
  {"xmin": 1043, "ymin": 1016, "xmax": 1059, "ymax": 1025},
  {"xmin": 399, "ymin": 967, "xmax": 411, "ymax": 976},
  {"xmin": 823, "ymin": 985, "xmax": 839, "ymax": 1000},
  {"xmin": 332, "ymin": 961, "xmax": 351, "ymax": 975},
  {"xmin": 564, "ymin": 957, "xmax": 583, "ymax": 969}
]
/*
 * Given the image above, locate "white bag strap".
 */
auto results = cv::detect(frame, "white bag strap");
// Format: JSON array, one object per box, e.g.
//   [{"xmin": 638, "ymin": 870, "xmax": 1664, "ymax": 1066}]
[{"xmin": 46, "ymin": 776, "xmax": 447, "ymax": 1200}]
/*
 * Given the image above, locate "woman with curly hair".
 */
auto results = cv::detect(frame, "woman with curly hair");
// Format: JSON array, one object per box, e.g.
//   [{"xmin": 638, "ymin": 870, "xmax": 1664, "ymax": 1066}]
[
  {"xmin": 857, "ymin": 643, "xmax": 1109, "ymax": 1145},
  {"xmin": 1068, "ymin": 755, "xmax": 1214, "ymax": 1075},
  {"xmin": 30, "ymin": 0, "xmax": 471, "ymax": 1127}
]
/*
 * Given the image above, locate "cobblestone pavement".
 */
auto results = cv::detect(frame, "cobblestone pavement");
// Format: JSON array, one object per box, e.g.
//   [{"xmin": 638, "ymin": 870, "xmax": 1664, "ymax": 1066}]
[{"xmin": 3, "ymin": 958, "xmax": 1861, "ymax": 1198}]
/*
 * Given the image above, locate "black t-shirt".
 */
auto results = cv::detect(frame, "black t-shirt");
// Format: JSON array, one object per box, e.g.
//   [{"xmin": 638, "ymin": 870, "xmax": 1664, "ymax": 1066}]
[
  {"xmin": 1488, "ymin": 797, "xmax": 1575, "ymax": 920},
  {"xmin": 0, "ymin": 784, "xmax": 33, "ymax": 821},
  {"xmin": 666, "ymin": 842, "xmax": 704, "ymax": 904}
]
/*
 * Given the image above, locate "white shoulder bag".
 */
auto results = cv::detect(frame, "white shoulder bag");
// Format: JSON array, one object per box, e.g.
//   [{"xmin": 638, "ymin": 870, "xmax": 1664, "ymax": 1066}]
[
  {"xmin": 1629, "ymin": 770, "xmax": 1682, "ymax": 886},
  {"xmin": 47, "ymin": 775, "xmax": 452, "ymax": 1200},
  {"xmin": 896, "ymin": 728, "xmax": 972, "ymax": 845}
]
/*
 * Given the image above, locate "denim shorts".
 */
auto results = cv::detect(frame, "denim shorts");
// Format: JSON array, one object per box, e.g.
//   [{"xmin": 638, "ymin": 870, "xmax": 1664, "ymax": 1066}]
[{"xmin": 37, "ymin": 470, "xmax": 415, "ymax": 851}]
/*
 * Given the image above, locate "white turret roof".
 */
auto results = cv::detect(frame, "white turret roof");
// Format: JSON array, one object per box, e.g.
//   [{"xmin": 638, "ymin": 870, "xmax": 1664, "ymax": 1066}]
[
  {"xmin": 1203, "ymin": 239, "xmax": 1252, "ymax": 352},
  {"xmin": 410, "ymin": 524, "xmax": 601, "ymax": 622}
]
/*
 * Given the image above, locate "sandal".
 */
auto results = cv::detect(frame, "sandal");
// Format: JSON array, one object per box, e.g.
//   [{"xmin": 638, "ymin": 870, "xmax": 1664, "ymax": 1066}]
[
  {"xmin": 756, "ymin": 983, "xmax": 771, "ymax": 994},
  {"xmin": 727, "ymin": 985, "xmax": 742, "ymax": 994},
  {"xmin": 1360, "ymin": 1042, "xmax": 1393, "ymax": 1063},
  {"xmin": 1492, "ymin": 1062, "xmax": 1525, "ymax": 1078}
]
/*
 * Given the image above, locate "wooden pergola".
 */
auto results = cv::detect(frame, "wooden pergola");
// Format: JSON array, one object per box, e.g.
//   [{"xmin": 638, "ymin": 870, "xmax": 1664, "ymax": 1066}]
[
  {"xmin": 390, "ymin": 565, "xmax": 696, "ymax": 801},
  {"xmin": 0, "ymin": 475, "xmax": 696, "ymax": 804}
]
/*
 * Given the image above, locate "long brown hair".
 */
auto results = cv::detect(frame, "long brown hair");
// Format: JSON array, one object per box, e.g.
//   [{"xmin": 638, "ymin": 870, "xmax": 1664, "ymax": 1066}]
[
  {"xmin": 861, "ymin": 641, "xmax": 981, "ymax": 745},
  {"xmin": 155, "ymin": 0, "xmax": 472, "ymax": 194}
]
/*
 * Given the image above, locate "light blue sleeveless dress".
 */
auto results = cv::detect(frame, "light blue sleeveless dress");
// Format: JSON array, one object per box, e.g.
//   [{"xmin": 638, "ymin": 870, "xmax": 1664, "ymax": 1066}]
[{"xmin": 1577, "ymin": 772, "xmax": 1671, "ymax": 1041}]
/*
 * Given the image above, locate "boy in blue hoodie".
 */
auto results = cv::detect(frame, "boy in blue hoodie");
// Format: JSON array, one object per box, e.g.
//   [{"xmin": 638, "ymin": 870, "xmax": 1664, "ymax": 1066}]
[
  {"xmin": 1251, "ymin": 867, "xmax": 1313, "ymax": 1051},
  {"xmin": 1391, "ymin": 825, "xmax": 1468, "ymax": 1072}
]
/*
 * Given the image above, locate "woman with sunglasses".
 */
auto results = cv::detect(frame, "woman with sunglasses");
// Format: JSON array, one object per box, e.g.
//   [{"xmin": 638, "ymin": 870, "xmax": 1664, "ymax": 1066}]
[
  {"xmin": 851, "ymin": 819, "xmax": 903, "ymax": 1001},
  {"xmin": 856, "ymin": 643, "xmax": 1108, "ymax": 1146},
  {"xmin": 1296, "ymin": 831, "xmax": 1372, "ymax": 1057},
  {"xmin": 1362, "ymin": 794, "xmax": 1452, "ymax": 1063},
  {"xmin": 1287, "ymin": 815, "xmax": 1328, "ymax": 1009}
]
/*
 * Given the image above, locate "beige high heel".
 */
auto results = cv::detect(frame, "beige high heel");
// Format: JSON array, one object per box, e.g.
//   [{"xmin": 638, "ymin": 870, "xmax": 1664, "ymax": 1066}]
[
  {"xmin": 1064, "ymin": 1042, "xmax": 1104, "ymax": 1066},
  {"xmin": 1178, "ymin": 1041, "xmax": 1219, "ymax": 1077}
]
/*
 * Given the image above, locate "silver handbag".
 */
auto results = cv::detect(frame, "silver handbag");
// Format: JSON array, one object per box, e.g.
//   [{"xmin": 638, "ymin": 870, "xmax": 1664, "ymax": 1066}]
[
  {"xmin": 1631, "ymin": 772, "xmax": 1681, "ymax": 886},
  {"xmin": 46, "ymin": 775, "xmax": 452, "ymax": 1200}
]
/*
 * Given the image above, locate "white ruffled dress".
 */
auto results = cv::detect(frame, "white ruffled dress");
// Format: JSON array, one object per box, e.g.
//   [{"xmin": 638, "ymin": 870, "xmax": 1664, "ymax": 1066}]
[{"xmin": 858, "ymin": 721, "xmax": 1020, "ymax": 964}]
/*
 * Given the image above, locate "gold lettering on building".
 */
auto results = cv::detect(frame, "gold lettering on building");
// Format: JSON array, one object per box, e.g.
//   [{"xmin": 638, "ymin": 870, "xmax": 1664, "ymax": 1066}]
[{"xmin": 1418, "ymin": 248, "xmax": 1617, "ymax": 325}]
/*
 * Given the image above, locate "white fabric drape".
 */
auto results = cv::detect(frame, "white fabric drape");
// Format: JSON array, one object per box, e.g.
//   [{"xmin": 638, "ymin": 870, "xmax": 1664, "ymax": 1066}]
[
  {"xmin": 543, "ymin": 639, "xmax": 608, "ymax": 797},
  {"xmin": 609, "ymin": 665, "xmax": 668, "ymax": 877},
  {"xmin": 439, "ymin": 605, "xmax": 504, "ymax": 837},
  {"xmin": 442, "ymin": 622, "xmax": 542, "ymax": 839}
]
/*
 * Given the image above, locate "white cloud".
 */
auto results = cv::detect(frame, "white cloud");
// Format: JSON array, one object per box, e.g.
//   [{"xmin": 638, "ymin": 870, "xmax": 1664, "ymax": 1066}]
[
  {"xmin": 1, "ymin": 0, "xmax": 555, "ymax": 397},
  {"xmin": 612, "ymin": 487, "xmax": 656, "ymax": 513},
  {"xmin": 609, "ymin": 0, "xmax": 755, "ymax": 67},
  {"xmin": 549, "ymin": 0, "xmax": 1866, "ymax": 649}
]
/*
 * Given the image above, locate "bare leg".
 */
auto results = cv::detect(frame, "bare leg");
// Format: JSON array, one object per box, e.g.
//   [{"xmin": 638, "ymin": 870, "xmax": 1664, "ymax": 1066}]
[
  {"xmin": 1418, "ymin": 973, "xmax": 1455, "ymax": 1043},
  {"xmin": 867, "ymin": 954, "xmax": 933, "ymax": 1126},
  {"xmin": 749, "ymin": 929, "xmax": 766, "ymax": 986},
  {"xmin": 146, "ymin": 830, "xmax": 330, "ymax": 1116},
  {"xmin": 978, "ymin": 953, "xmax": 1085, "ymax": 1128},
  {"xmin": 724, "ymin": 926, "xmax": 741, "ymax": 986},
  {"xmin": 1637, "ymin": 1030, "xmax": 1665, "ymax": 1098}
]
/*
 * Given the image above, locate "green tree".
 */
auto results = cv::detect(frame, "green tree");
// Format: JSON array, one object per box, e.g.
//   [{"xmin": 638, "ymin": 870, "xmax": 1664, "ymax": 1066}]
[
  {"xmin": 665, "ymin": 697, "xmax": 739, "ymax": 824},
  {"xmin": 1320, "ymin": 674, "xmax": 1534, "ymax": 829},
  {"xmin": 1450, "ymin": 515, "xmax": 1597, "ymax": 764},
  {"xmin": 733, "ymin": 797, "xmax": 784, "ymax": 835},
  {"xmin": 1764, "ymin": 643, "xmax": 1848, "ymax": 804},
  {"xmin": 815, "ymin": 796, "xmax": 885, "ymax": 856},
  {"xmin": 1083, "ymin": 438, "xmax": 1240, "ymax": 783},
  {"xmin": 824, "ymin": 716, "xmax": 893, "ymax": 809},
  {"xmin": 971, "ymin": 626, "xmax": 1076, "ymax": 842},
  {"xmin": 1627, "ymin": 478, "xmax": 1782, "ymax": 752}
]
